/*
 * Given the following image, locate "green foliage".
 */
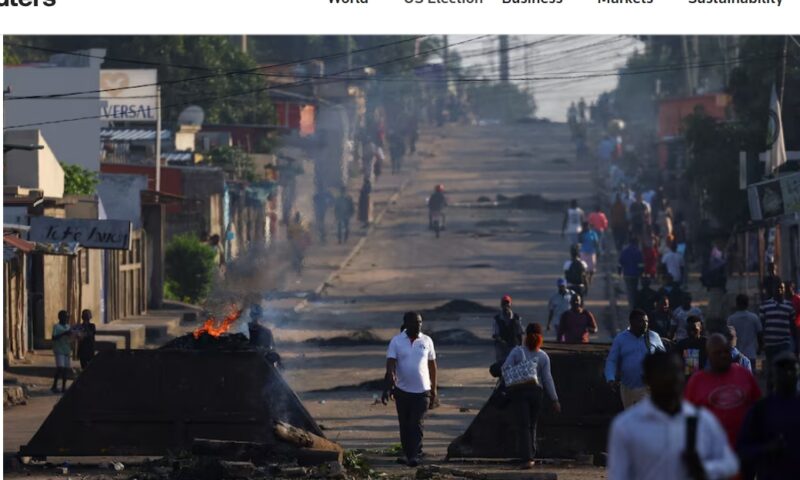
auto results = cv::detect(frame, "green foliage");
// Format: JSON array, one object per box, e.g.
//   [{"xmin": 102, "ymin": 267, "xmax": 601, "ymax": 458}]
[
  {"xmin": 206, "ymin": 146, "xmax": 257, "ymax": 181},
  {"xmin": 465, "ymin": 82, "xmax": 535, "ymax": 122},
  {"xmin": 61, "ymin": 162, "xmax": 99, "ymax": 195},
  {"xmin": 683, "ymin": 112, "xmax": 749, "ymax": 228},
  {"xmin": 165, "ymin": 234, "xmax": 216, "ymax": 304},
  {"xmin": 8, "ymin": 36, "xmax": 274, "ymax": 126},
  {"xmin": 343, "ymin": 450, "xmax": 374, "ymax": 478}
]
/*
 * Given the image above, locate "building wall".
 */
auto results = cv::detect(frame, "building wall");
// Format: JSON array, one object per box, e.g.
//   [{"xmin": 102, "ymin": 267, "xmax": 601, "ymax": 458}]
[
  {"xmin": 4, "ymin": 66, "xmax": 102, "ymax": 172},
  {"xmin": 4, "ymin": 254, "xmax": 29, "ymax": 362},
  {"xmin": 3, "ymin": 130, "xmax": 65, "ymax": 198}
]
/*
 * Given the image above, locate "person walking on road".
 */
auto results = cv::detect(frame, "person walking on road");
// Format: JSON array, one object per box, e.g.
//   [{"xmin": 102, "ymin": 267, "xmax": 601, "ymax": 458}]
[
  {"xmin": 618, "ymin": 237, "xmax": 643, "ymax": 309},
  {"xmin": 287, "ymin": 212, "xmax": 312, "ymax": 274},
  {"xmin": 313, "ymin": 189, "xmax": 334, "ymax": 244},
  {"xmin": 649, "ymin": 296, "xmax": 673, "ymax": 341},
  {"xmin": 587, "ymin": 205, "xmax": 609, "ymax": 253},
  {"xmin": 661, "ymin": 242, "xmax": 685, "ymax": 286},
  {"xmin": 557, "ymin": 294, "xmax": 598, "ymax": 344},
  {"xmin": 76, "ymin": 309, "xmax": 96, "ymax": 370},
  {"xmin": 634, "ymin": 276, "xmax": 660, "ymax": 318},
  {"xmin": 51, "ymin": 310, "xmax": 73, "ymax": 394},
  {"xmin": 607, "ymin": 350, "xmax": 739, "ymax": 480},
  {"xmin": 737, "ymin": 351, "xmax": 800, "ymax": 480},
  {"xmin": 629, "ymin": 191, "xmax": 651, "ymax": 240},
  {"xmin": 727, "ymin": 294, "xmax": 763, "ymax": 369},
  {"xmin": 561, "ymin": 199, "xmax": 585, "ymax": 246},
  {"xmin": 502, "ymin": 323, "xmax": 561, "ymax": 469},
  {"xmin": 725, "ymin": 326, "xmax": 753, "ymax": 373},
  {"xmin": 685, "ymin": 334, "xmax": 762, "ymax": 449},
  {"xmin": 334, "ymin": 186, "xmax": 355, "ymax": 244},
  {"xmin": 610, "ymin": 194, "xmax": 629, "ymax": 253},
  {"xmin": 382, "ymin": 312, "xmax": 437, "ymax": 467},
  {"xmin": 674, "ymin": 316, "xmax": 707, "ymax": 379},
  {"xmin": 564, "ymin": 244, "xmax": 589, "ymax": 298},
  {"xmin": 670, "ymin": 293, "xmax": 704, "ymax": 341},
  {"xmin": 758, "ymin": 282, "xmax": 798, "ymax": 390},
  {"xmin": 546, "ymin": 279, "xmax": 574, "ymax": 335},
  {"xmin": 493, "ymin": 295, "xmax": 524, "ymax": 363},
  {"xmin": 579, "ymin": 221, "xmax": 600, "ymax": 285},
  {"xmin": 427, "ymin": 184, "xmax": 448, "ymax": 231},
  {"xmin": 605, "ymin": 309, "xmax": 665, "ymax": 408}
]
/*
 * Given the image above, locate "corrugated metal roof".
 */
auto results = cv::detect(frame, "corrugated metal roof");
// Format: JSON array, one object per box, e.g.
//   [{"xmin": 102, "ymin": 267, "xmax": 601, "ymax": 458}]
[
  {"xmin": 162, "ymin": 151, "xmax": 193, "ymax": 163},
  {"xmin": 101, "ymin": 129, "xmax": 172, "ymax": 142}
]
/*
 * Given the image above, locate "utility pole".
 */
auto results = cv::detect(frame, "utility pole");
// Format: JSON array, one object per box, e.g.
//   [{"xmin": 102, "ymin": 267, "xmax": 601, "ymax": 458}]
[
  {"xmin": 779, "ymin": 35, "xmax": 789, "ymax": 106},
  {"xmin": 241, "ymin": 35, "xmax": 248, "ymax": 54},
  {"xmin": 155, "ymin": 85, "xmax": 162, "ymax": 192},
  {"xmin": 499, "ymin": 35, "xmax": 510, "ymax": 83}
]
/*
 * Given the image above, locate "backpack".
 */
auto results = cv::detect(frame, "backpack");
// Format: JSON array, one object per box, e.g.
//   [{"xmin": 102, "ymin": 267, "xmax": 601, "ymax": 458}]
[{"xmin": 566, "ymin": 260, "xmax": 587, "ymax": 286}]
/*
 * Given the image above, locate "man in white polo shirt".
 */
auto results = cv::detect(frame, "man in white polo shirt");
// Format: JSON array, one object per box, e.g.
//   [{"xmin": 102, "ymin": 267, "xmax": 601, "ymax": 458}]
[{"xmin": 382, "ymin": 311, "xmax": 437, "ymax": 467}]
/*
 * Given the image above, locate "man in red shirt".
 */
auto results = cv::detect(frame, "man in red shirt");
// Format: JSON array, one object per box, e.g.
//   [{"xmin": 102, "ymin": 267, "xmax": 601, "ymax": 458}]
[
  {"xmin": 587, "ymin": 206, "xmax": 609, "ymax": 253},
  {"xmin": 557, "ymin": 294, "xmax": 598, "ymax": 344},
  {"xmin": 685, "ymin": 333, "xmax": 762, "ymax": 448},
  {"xmin": 785, "ymin": 281, "xmax": 800, "ymax": 330}
]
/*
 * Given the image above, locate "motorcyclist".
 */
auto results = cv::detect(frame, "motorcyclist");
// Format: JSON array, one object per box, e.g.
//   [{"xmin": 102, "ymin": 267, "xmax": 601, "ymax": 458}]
[{"xmin": 428, "ymin": 184, "xmax": 448, "ymax": 230}]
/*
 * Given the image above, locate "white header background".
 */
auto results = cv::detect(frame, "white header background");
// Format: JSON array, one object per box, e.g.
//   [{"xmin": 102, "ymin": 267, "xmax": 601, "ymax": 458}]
[{"xmin": 0, "ymin": 0, "xmax": 798, "ymax": 35}]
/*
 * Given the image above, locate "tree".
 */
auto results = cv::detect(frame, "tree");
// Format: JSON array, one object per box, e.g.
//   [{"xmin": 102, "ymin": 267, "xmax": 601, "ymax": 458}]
[
  {"xmin": 165, "ymin": 234, "xmax": 216, "ymax": 303},
  {"xmin": 206, "ymin": 146, "xmax": 257, "ymax": 181},
  {"xmin": 6, "ymin": 36, "xmax": 275, "ymax": 127},
  {"xmin": 61, "ymin": 162, "xmax": 99, "ymax": 195},
  {"xmin": 465, "ymin": 82, "xmax": 535, "ymax": 122}
]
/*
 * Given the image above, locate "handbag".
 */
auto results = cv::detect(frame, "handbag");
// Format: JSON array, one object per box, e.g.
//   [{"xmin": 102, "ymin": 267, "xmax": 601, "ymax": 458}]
[{"xmin": 501, "ymin": 350, "xmax": 540, "ymax": 387}]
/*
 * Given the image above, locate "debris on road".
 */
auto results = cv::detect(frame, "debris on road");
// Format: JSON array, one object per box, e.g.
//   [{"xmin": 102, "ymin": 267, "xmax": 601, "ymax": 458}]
[{"xmin": 304, "ymin": 329, "xmax": 384, "ymax": 346}]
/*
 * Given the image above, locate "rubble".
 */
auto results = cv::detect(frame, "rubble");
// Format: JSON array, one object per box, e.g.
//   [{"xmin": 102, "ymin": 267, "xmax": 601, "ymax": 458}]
[
  {"xmin": 423, "ymin": 299, "xmax": 495, "ymax": 315},
  {"xmin": 426, "ymin": 329, "xmax": 488, "ymax": 346},
  {"xmin": 304, "ymin": 329, "xmax": 384, "ymax": 346}
]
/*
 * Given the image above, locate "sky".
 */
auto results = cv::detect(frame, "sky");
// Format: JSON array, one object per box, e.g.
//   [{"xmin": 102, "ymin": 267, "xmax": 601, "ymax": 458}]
[{"xmin": 449, "ymin": 35, "xmax": 645, "ymax": 122}]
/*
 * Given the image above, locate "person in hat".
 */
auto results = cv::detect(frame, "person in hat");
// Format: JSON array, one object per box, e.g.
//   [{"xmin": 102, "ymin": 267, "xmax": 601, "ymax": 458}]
[
  {"xmin": 493, "ymin": 295, "xmax": 524, "ymax": 363},
  {"xmin": 737, "ymin": 351, "xmax": 800, "ymax": 479},
  {"xmin": 547, "ymin": 279, "xmax": 575, "ymax": 335}
]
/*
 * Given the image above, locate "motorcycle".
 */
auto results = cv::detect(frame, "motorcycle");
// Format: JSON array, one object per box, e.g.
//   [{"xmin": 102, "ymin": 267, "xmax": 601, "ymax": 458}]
[{"xmin": 430, "ymin": 210, "xmax": 444, "ymax": 238}]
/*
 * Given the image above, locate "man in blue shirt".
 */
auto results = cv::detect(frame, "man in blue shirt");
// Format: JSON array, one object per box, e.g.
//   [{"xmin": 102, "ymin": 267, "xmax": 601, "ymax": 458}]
[
  {"xmin": 618, "ymin": 237, "xmax": 644, "ymax": 309},
  {"xmin": 605, "ymin": 309, "xmax": 665, "ymax": 408}
]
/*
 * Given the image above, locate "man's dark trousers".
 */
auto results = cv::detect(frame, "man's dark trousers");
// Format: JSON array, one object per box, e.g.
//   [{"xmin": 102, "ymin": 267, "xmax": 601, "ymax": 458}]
[{"xmin": 394, "ymin": 388, "xmax": 428, "ymax": 461}]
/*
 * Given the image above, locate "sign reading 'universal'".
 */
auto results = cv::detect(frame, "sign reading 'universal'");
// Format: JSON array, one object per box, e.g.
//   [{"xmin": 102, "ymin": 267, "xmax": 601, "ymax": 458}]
[
  {"xmin": 29, "ymin": 218, "xmax": 133, "ymax": 250},
  {"xmin": 100, "ymin": 69, "xmax": 158, "ymax": 122}
]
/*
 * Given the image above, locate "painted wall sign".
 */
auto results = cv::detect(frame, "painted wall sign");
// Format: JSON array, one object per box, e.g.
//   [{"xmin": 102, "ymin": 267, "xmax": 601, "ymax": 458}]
[
  {"xmin": 100, "ymin": 69, "xmax": 157, "ymax": 122},
  {"xmin": 29, "ymin": 217, "xmax": 132, "ymax": 250}
]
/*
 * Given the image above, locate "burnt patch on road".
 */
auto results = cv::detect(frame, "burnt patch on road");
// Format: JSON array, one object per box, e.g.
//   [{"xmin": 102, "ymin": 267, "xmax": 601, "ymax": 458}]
[
  {"xmin": 420, "ymin": 299, "xmax": 496, "ymax": 321},
  {"xmin": 426, "ymin": 329, "xmax": 489, "ymax": 346},
  {"xmin": 307, "ymin": 378, "xmax": 386, "ymax": 393},
  {"xmin": 303, "ymin": 329, "xmax": 384, "ymax": 347}
]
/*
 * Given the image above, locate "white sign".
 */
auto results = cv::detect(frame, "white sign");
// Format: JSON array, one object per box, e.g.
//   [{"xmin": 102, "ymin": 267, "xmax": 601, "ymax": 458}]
[
  {"xmin": 29, "ymin": 217, "xmax": 132, "ymax": 250},
  {"xmin": 100, "ymin": 69, "xmax": 157, "ymax": 122}
]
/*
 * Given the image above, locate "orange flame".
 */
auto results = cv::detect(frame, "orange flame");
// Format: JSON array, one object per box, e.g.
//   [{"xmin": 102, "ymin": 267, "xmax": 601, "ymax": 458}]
[{"xmin": 193, "ymin": 307, "xmax": 243, "ymax": 339}]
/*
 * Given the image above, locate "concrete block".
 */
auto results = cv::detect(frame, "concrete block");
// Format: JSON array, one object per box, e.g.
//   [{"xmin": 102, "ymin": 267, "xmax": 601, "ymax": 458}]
[
  {"xmin": 95, "ymin": 335, "xmax": 126, "ymax": 352},
  {"xmin": 96, "ymin": 322, "xmax": 146, "ymax": 349}
]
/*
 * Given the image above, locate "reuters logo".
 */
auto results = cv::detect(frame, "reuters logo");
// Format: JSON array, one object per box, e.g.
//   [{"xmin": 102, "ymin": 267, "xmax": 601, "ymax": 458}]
[{"xmin": 0, "ymin": 0, "xmax": 56, "ymax": 6}]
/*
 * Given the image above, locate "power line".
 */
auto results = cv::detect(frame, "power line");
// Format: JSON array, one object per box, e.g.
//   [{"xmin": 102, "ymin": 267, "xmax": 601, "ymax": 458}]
[
  {"xmin": 4, "ymin": 36, "xmax": 429, "ymax": 100},
  {"xmin": 4, "ymin": 36, "xmax": 489, "ymax": 130}
]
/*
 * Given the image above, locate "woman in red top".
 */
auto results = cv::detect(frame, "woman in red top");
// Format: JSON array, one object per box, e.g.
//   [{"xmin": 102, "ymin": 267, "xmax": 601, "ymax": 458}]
[{"xmin": 642, "ymin": 235, "xmax": 660, "ymax": 277}]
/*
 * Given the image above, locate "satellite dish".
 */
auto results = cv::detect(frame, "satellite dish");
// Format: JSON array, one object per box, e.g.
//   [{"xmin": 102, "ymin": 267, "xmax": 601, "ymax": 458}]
[{"xmin": 178, "ymin": 106, "xmax": 204, "ymax": 126}]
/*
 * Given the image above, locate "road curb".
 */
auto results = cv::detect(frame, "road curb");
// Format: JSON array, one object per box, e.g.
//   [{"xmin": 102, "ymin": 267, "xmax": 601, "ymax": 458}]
[{"xmin": 293, "ymin": 176, "xmax": 413, "ymax": 313}]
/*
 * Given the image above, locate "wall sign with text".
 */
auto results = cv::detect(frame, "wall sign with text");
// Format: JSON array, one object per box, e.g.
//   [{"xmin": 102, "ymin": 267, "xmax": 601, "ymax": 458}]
[{"xmin": 29, "ymin": 217, "xmax": 133, "ymax": 250}]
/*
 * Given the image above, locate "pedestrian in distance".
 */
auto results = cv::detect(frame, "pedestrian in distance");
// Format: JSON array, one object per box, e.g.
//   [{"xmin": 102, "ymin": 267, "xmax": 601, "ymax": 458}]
[
  {"xmin": 628, "ymin": 191, "xmax": 651, "ymax": 241},
  {"xmin": 649, "ymin": 296, "xmax": 673, "ymax": 343},
  {"xmin": 725, "ymin": 326, "xmax": 752, "ymax": 373},
  {"xmin": 587, "ymin": 205, "xmax": 609, "ymax": 254},
  {"xmin": 674, "ymin": 316, "xmax": 707, "ymax": 379},
  {"xmin": 670, "ymin": 293, "xmax": 704, "ymax": 341},
  {"xmin": 607, "ymin": 350, "xmax": 739, "ymax": 480},
  {"xmin": 287, "ymin": 212, "xmax": 312, "ymax": 274},
  {"xmin": 427, "ymin": 184, "xmax": 448, "ymax": 231},
  {"xmin": 634, "ymin": 275, "xmax": 660, "ymax": 318},
  {"xmin": 382, "ymin": 312, "xmax": 437, "ymax": 468},
  {"xmin": 579, "ymin": 221, "xmax": 600, "ymax": 285},
  {"xmin": 784, "ymin": 280, "xmax": 800, "ymax": 335},
  {"xmin": 760, "ymin": 261, "xmax": 782, "ymax": 303},
  {"xmin": 546, "ymin": 278, "xmax": 575, "ymax": 334},
  {"xmin": 561, "ymin": 199, "xmax": 585, "ymax": 247},
  {"xmin": 685, "ymin": 333, "xmax": 762, "ymax": 449},
  {"xmin": 76, "ymin": 309, "xmax": 96, "ymax": 370},
  {"xmin": 333, "ymin": 186, "xmax": 355, "ymax": 244},
  {"xmin": 557, "ymin": 294, "xmax": 598, "ymax": 344},
  {"xmin": 618, "ymin": 236, "xmax": 643, "ymax": 309},
  {"xmin": 641, "ymin": 234, "xmax": 660, "ymax": 279},
  {"xmin": 610, "ymin": 193, "xmax": 629, "ymax": 253},
  {"xmin": 727, "ymin": 294, "xmax": 763, "ymax": 370},
  {"xmin": 51, "ymin": 310, "xmax": 73, "ymax": 394},
  {"xmin": 758, "ymin": 282, "xmax": 798, "ymax": 391},
  {"xmin": 605, "ymin": 309, "xmax": 665, "ymax": 409},
  {"xmin": 564, "ymin": 244, "xmax": 589, "ymax": 298},
  {"xmin": 492, "ymin": 295, "xmax": 524, "ymax": 363},
  {"xmin": 501, "ymin": 323, "xmax": 561, "ymax": 469},
  {"xmin": 737, "ymin": 351, "xmax": 800, "ymax": 480},
  {"xmin": 313, "ymin": 189, "xmax": 334, "ymax": 244},
  {"xmin": 657, "ymin": 272, "xmax": 685, "ymax": 314},
  {"xmin": 661, "ymin": 241, "xmax": 685, "ymax": 285}
]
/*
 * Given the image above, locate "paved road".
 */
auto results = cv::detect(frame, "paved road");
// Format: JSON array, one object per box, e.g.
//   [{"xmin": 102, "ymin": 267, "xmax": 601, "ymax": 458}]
[{"xmin": 278, "ymin": 122, "xmax": 610, "ymax": 476}]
